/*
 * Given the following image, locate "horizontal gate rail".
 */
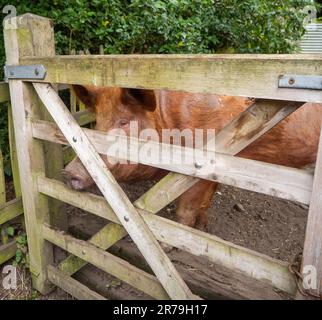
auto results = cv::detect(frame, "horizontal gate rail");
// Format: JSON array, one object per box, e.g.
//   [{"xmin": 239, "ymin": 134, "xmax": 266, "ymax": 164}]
[
  {"xmin": 47, "ymin": 265, "xmax": 107, "ymax": 300},
  {"xmin": 32, "ymin": 119, "xmax": 314, "ymax": 205},
  {"xmin": 43, "ymin": 224, "xmax": 169, "ymax": 299},
  {"xmin": 0, "ymin": 241, "xmax": 16, "ymax": 265},
  {"xmin": 20, "ymin": 54, "xmax": 322, "ymax": 102},
  {"xmin": 0, "ymin": 198, "xmax": 23, "ymax": 225},
  {"xmin": 37, "ymin": 176, "xmax": 297, "ymax": 296}
]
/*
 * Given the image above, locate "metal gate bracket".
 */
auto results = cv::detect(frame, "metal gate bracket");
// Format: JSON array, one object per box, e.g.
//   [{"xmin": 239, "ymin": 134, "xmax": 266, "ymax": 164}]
[
  {"xmin": 279, "ymin": 75, "xmax": 322, "ymax": 90},
  {"xmin": 4, "ymin": 65, "xmax": 46, "ymax": 82}
]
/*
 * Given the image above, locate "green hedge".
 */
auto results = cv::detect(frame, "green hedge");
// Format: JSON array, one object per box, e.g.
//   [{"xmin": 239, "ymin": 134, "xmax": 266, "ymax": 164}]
[
  {"xmin": 0, "ymin": 0, "xmax": 315, "ymax": 61},
  {"xmin": 0, "ymin": 0, "xmax": 316, "ymax": 175}
]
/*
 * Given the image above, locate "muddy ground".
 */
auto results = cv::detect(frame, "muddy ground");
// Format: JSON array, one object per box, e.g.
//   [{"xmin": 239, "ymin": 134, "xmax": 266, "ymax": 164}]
[
  {"xmin": 112, "ymin": 180, "xmax": 307, "ymax": 262},
  {"xmin": 0, "ymin": 179, "xmax": 308, "ymax": 300}
]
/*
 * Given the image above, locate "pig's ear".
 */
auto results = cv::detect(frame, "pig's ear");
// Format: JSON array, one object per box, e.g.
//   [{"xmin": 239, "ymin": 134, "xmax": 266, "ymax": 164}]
[
  {"xmin": 72, "ymin": 85, "xmax": 98, "ymax": 109},
  {"xmin": 122, "ymin": 88, "xmax": 156, "ymax": 112}
]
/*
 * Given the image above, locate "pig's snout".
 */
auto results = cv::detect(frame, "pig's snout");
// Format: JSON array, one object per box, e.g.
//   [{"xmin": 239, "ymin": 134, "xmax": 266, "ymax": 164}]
[
  {"xmin": 62, "ymin": 170, "xmax": 90, "ymax": 190},
  {"xmin": 62, "ymin": 158, "xmax": 94, "ymax": 191}
]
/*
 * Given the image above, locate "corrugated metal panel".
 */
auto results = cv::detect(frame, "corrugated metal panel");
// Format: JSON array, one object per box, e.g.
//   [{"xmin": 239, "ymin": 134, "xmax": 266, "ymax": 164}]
[{"xmin": 300, "ymin": 23, "xmax": 322, "ymax": 53}]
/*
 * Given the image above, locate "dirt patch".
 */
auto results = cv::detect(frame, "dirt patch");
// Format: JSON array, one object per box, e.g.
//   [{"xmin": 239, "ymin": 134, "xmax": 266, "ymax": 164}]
[
  {"xmin": 208, "ymin": 185, "xmax": 307, "ymax": 262},
  {"xmin": 0, "ymin": 263, "xmax": 74, "ymax": 300},
  {"xmin": 5, "ymin": 180, "xmax": 15, "ymax": 202}
]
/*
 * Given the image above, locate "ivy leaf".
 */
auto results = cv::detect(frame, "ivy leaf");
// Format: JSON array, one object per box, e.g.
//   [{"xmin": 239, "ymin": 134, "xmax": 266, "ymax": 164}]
[{"xmin": 7, "ymin": 226, "xmax": 15, "ymax": 237}]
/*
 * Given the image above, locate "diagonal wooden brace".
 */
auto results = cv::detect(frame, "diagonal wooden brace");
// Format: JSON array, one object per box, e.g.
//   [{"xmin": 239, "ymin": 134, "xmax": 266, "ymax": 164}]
[{"xmin": 33, "ymin": 82, "xmax": 195, "ymax": 300}]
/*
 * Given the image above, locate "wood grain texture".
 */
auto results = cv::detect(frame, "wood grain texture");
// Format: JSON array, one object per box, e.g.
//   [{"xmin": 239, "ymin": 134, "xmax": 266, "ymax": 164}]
[
  {"xmin": 109, "ymin": 239, "xmax": 291, "ymax": 300},
  {"xmin": 300, "ymin": 130, "xmax": 322, "ymax": 298},
  {"xmin": 0, "ymin": 198, "xmax": 23, "ymax": 225},
  {"xmin": 0, "ymin": 149, "xmax": 5, "ymax": 206},
  {"xmin": 58, "ymin": 223, "xmax": 128, "ymax": 275},
  {"xmin": 47, "ymin": 265, "xmax": 107, "ymax": 300},
  {"xmin": 4, "ymin": 13, "xmax": 55, "ymax": 293},
  {"xmin": 20, "ymin": 54, "xmax": 322, "ymax": 102},
  {"xmin": 0, "ymin": 241, "xmax": 16, "ymax": 265},
  {"xmin": 213, "ymin": 100, "xmax": 302, "ymax": 154},
  {"xmin": 0, "ymin": 83, "xmax": 10, "ymax": 103}
]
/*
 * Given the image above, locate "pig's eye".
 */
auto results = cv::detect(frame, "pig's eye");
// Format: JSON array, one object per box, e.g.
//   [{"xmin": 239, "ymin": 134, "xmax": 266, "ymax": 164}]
[{"xmin": 118, "ymin": 119, "xmax": 130, "ymax": 128}]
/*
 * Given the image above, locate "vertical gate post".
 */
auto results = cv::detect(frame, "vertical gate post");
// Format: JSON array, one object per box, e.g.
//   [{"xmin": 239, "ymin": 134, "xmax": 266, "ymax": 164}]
[
  {"xmin": 3, "ymin": 13, "xmax": 59, "ymax": 293},
  {"xmin": 300, "ymin": 129, "xmax": 322, "ymax": 299}
]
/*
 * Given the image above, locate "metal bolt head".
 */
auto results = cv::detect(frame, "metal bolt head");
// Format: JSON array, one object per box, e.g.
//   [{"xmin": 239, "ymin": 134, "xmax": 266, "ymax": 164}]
[
  {"xmin": 72, "ymin": 137, "xmax": 77, "ymax": 143},
  {"xmin": 288, "ymin": 78, "xmax": 295, "ymax": 85},
  {"xmin": 195, "ymin": 162, "xmax": 203, "ymax": 169},
  {"xmin": 124, "ymin": 216, "xmax": 129, "ymax": 222},
  {"xmin": 34, "ymin": 68, "xmax": 39, "ymax": 76}
]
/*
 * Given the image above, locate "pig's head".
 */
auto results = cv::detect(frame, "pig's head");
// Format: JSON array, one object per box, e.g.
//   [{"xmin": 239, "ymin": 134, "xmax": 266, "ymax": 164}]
[{"xmin": 62, "ymin": 85, "xmax": 158, "ymax": 191}]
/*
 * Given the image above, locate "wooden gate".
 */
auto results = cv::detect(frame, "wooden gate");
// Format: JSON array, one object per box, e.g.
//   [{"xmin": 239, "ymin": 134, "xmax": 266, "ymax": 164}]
[{"xmin": 3, "ymin": 13, "xmax": 322, "ymax": 299}]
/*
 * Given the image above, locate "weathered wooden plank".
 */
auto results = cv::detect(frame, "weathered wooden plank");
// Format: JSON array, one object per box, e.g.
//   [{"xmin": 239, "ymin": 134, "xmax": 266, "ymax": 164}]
[
  {"xmin": 47, "ymin": 265, "xmax": 107, "ymax": 300},
  {"xmin": 135, "ymin": 100, "xmax": 303, "ymax": 214},
  {"xmin": 62, "ymin": 110, "xmax": 96, "ymax": 165},
  {"xmin": 8, "ymin": 104, "xmax": 21, "ymax": 198},
  {"xmin": 33, "ymin": 82, "xmax": 195, "ymax": 300},
  {"xmin": 20, "ymin": 54, "xmax": 322, "ymax": 102},
  {"xmin": 58, "ymin": 223, "xmax": 128, "ymax": 276},
  {"xmin": 300, "ymin": 130, "xmax": 322, "ymax": 298},
  {"xmin": 72, "ymin": 109, "xmax": 95, "ymax": 127},
  {"xmin": 70, "ymin": 87, "xmax": 77, "ymax": 113},
  {"xmin": 43, "ymin": 224, "xmax": 169, "ymax": 300},
  {"xmin": 0, "ymin": 225, "xmax": 9, "ymax": 245},
  {"xmin": 37, "ymin": 177, "xmax": 297, "ymax": 296},
  {"xmin": 214, "ymin": 100, "xmax": 302, "ymax": 155},
  {"xmin": 32, "ymin": 119, "xmax": 313, "ymax": 205},
  {"xmin": 0, "ymin": 241, "xmax": 16, "ymax": 265},
  {"xmin": 109, "ymin": 239, "xmax": 290, "ymax": 300},
  {"xmin": 0, "ymin": 83, "xmax": 10, "ymax": 103},
  {"xmin": 43, "ymin": 136, "xmax": 66, "ymax": 231},
  {"xmin": 62, "ymin": 147, "xmax": 76, "ymax": 165},
  {"xmin": 29, "ymin": 18, "xmax": 66, "ymax": 232},
  {"xmin": 4, "ymin": 13, "xmax": 56, "ymax": 294},
  {"xmin": 57, "ymin": 84, "xmax": 70, "ymax": 91},
  {"xmin": 0, "ymin": 198, "xmax": 23, "ymax": 225},
  {"xmin": 0, "ymin": 149, "xmax": 5, "ymax": 206}
]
